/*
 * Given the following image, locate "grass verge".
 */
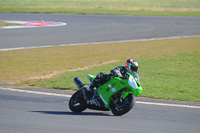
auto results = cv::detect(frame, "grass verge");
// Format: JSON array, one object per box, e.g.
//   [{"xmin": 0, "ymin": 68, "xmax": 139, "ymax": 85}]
[
  {"xmin": 0, "ymin": 21, "xmax": 22, "ymax": 27},
  {"xmin": 28, "ymin": 52, "xmax": 200, "ymax": 102},
  {"xmin": 1, "ymin": 8, "xmax": 200, "ymax": 17},
  {"xmin": 0, "ymin": 0, "xmax": 200, "ymax": 17},
  {"xmin": 0, "ymin": 37, "xmax": 199, "ymax": 102}
]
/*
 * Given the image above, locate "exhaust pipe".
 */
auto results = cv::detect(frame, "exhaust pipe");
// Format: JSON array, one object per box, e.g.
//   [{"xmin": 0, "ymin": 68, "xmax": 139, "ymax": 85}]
[
  {"xmin": 74, "ymin": 77, "xmax": 88, "ymax": 101},
  {"xmin": 74, "ymin": 77, "xmax": 84, "ymax": 89}
]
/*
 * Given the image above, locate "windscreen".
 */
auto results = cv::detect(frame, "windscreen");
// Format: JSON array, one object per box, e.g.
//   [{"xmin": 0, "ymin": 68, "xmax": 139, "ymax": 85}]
[{"xmin": 128, "ymin": 72, "xmax": 140, "ymax": 83}]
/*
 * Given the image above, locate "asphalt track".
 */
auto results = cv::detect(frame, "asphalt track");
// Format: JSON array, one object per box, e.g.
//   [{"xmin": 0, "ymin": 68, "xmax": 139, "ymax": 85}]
[
  {"xmin": 0, "ymin": 88, "xmax": 200, "ymax": 133},
  {"xmin": 0, "ymin": 13, "xmax": 200, "ymax": 133},
  {"xmin": 0, "ymin": 13, "xmax": 200, "ymax": 50}
]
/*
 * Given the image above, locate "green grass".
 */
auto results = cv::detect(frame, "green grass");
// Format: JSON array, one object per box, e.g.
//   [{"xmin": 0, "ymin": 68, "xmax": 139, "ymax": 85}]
[
  {"xmin": 1, "ymin": 37, "xmax": 199, "ymax": 102},
  {"xmin": 139, "ymin": 52, "xmax": 200, "ymax": 102},
  {"xmin": 1, "ymin": 37, "xmax": 200, "ymax": 102},
  {"xmin": 0, "ymin": 0, "xmax": 200, "ymax": 16},
  {"xmin": 1, "ymin": 8, "xmax": 200, "ymax": 17},
  {"xmin": 27, "ymin": 52, "xmax": 200, "ymax": 102},
  {"xmin": 1, "ymin": 37, "xmax": 199, "ymax": 83}
]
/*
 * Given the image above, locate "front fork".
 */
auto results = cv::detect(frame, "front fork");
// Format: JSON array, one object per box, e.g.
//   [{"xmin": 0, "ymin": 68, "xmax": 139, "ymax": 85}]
[
  {"xmin": 112, "ymin": 89, "xmax": 131, "ymax": 104},
  {"xmin": 122, "ymin": 91, "xmax": 131, "ymax": 99}
]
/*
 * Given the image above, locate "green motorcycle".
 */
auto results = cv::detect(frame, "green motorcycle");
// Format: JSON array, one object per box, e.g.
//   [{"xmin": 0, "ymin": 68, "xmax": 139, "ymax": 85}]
[{"xmin": 69, "ymin": 72, "xmax": 142, "ymax": 116}]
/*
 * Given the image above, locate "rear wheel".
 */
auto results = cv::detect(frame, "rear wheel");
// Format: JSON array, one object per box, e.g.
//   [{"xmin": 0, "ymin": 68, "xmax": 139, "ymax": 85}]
[
  {"xmin": 69, "ymin": 90, "xmax": 87, "ymax": 113},
  {"xmin": 110, "ymin": 94, "xmax": 135, "ymax": 116}
]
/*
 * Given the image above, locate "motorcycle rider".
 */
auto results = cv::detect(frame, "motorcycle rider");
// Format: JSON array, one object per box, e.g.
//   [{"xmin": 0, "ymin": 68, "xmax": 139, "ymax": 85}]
[{"xmin": 86, "ymin": 59, "xmax": 139, "ymax": 92}]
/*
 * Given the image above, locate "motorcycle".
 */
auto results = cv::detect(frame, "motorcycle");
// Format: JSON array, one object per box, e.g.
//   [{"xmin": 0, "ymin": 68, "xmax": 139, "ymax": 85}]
[{"xmin": 69, "ymin": 72, "xmax": 142, "ymax": 116}]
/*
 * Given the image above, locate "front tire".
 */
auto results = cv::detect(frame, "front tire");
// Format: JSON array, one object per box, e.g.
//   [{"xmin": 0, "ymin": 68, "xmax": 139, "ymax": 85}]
[
  {"xmin": 69, "ymin": 90, "xmax": 87, "ymax": 113},
  {"xmin": 110, "ymin": 94, "xmax": 135, "ymax": 116}
]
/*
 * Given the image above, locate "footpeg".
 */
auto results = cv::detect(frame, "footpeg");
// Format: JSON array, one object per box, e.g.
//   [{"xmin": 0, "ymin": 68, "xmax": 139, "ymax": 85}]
[{"xmin": 87, "ymin": 99, "xmax": 101, "ymax": 107}]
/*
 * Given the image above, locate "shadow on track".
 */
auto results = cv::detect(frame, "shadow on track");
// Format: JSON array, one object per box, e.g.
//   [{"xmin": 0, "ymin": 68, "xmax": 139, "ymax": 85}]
[{"xmin": 30, "ymin": 111, "xmax": 111, "ymax": 116}]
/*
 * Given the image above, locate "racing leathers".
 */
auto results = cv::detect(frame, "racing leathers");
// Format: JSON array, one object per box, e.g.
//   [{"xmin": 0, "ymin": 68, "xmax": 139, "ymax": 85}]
[{"xmin": 86, "ymin": 66, "xmax": 130, "ymax": 91}]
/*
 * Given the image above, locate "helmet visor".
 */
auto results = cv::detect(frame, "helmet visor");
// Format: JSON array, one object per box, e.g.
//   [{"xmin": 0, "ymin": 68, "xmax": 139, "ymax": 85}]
[{"xmin": 130, "ymin": 65, "xmax": 138, "ymax": 72}]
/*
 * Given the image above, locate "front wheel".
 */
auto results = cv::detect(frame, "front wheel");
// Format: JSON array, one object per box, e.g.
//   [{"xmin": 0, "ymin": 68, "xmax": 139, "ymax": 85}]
[
  {"xmin": 69, "ymin": 90, "xmax": 87, "ymax": 113},
  {"xmin": 110, "ymin": 94, "xmax": 135, "ymax": 116}
]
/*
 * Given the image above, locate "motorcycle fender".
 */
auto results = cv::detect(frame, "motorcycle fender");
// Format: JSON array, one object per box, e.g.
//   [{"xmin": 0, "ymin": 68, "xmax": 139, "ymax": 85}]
[{"xmin": 122, "ymin": 91, "xmax": 132, "ymax": 99}]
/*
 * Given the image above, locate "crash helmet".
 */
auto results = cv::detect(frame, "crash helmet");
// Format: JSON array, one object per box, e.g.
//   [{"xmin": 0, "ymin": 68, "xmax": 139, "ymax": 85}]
[{"xmin": 125, "ymin": 59, "xmax": 138, "ymax": 72}]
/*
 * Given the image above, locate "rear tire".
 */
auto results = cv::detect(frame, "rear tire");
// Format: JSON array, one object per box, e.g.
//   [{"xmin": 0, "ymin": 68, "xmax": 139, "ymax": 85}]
[
  {"xmin": 110, "ymin": 94, "xmax": 135, "ymax": 116},
  {"xmin": 69, "ymin": 90, "xmax": 87, "ymax": 113}
]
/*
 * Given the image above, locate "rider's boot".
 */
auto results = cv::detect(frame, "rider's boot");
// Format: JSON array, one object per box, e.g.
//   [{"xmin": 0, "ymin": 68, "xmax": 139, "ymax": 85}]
[
  {"xmin": 86, "ymin": 84, "xmax": 93, "ymax": 91},
  {"xmin": 86, "ymin": 78, "xmax": 97, "ymax": 91},
  {"xmin": 86, "ymin": 78, "xmax": 100, "ymax": 97}
]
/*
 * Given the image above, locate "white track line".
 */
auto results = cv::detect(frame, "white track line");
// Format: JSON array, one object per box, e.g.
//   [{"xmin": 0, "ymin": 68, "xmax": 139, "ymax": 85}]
[
  {"xmin": 1, "ymin": 87, "xmax": 200, "ymax": 109},
  {"xmin": 0, "ymin": 87, "xmax": 71, "ymax": 98},
  {"xmin": 0, "ymin": 35, "xmax": 200, "ymax": 51},
  {"xmin": 137, "ymin": 101, "xmax": 200, "ymax": 109}
]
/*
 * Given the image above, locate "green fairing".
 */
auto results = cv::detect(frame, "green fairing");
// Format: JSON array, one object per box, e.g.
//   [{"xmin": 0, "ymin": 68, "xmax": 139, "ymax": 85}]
[
  {"xmin": 87, "ymin": 74, "xmax": 96, "ymax": 82},
  {"xmin": 87, "ymin": 73, "xmax": 142, "ymax": 110}
]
